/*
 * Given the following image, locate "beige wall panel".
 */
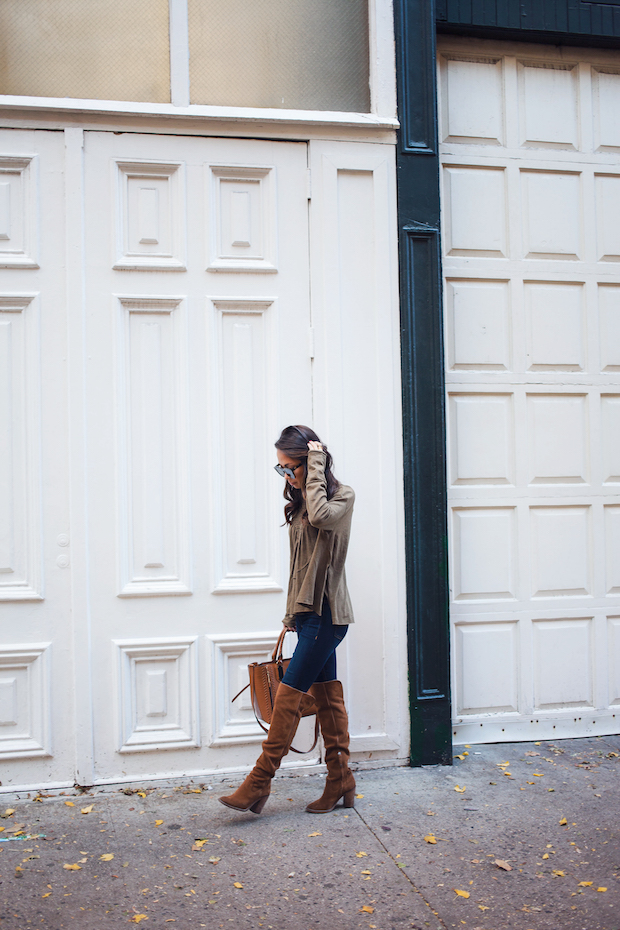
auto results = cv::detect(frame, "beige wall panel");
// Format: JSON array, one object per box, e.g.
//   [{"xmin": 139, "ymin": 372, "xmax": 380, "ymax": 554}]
[
  {"xmin": 449, "ymin": 393, "xmax": 514, "ymax": 486},
  {"xmin": 533, "ymin": 618, "xmax": 594, "ymax": 709},
  {"xmin": 519, "ymin": 62, "xmax": 579, "ymax": 149},
  {"xmin": 521, "ymin": 170, "xmax": 582, "ymax": 259},
  {"xmin": 441, "ymin": 56, "xmax": 503, "ymax": 144},
  {"xmin": 446, "ymin": 279, "xmax": 511, "ymax": 370},
  {"xmin": 452, "ymin": 507, "xmax": 517, "ymax": 600},
  {"xmin": 444, "ymin": 166, "xmax": 507, "ymax": 256},
  {"xmin": 525, "ymin": 282, "xmax": 585, "ymax": 371},
  {"xmin": 527, "ymin": 394, "xmax": 588, "ymax": 485},
  {"xmin": 455, "ymin": 622, "xmax": 519, "ymax": 714}
]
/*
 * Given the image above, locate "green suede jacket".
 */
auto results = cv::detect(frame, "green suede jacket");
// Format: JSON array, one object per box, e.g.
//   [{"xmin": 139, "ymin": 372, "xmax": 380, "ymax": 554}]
[{"xmin": 283, "ymin": 449, "xmax": 355, "ymax": 627}]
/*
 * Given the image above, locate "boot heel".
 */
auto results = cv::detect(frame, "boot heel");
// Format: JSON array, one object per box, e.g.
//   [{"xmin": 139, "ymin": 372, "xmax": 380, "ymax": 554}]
[
  {"xmin": 250, "ymin": 794, "xmax": 269, "ymax": 814},
  {"xmin": 343, "ymin": 789, "xmax": 355, "ymax": 808}
]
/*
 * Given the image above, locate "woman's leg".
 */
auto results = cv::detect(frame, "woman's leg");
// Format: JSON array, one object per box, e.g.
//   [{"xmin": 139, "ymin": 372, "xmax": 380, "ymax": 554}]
[{"xmin": 281, "ymin": 605, "xmax": 347, "ymax": 693}]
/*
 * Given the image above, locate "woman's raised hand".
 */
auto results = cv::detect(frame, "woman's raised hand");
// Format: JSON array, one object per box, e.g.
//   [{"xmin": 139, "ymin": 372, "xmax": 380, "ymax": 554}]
[{"xmin": 307, "ymin": 440, "xmax": 324, "ymax": 452}]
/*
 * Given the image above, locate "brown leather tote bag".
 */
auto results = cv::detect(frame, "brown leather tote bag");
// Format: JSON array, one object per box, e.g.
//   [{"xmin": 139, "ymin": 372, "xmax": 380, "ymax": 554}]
[{"xmin": 232, "ymin": 629, "xmax": 318, "ymax": 753}]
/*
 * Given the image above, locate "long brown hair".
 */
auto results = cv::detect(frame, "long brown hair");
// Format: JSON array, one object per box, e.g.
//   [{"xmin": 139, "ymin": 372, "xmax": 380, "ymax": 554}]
[{"xmin": 275, "ymin": 425, "xmax": 340, "ymax": 525}]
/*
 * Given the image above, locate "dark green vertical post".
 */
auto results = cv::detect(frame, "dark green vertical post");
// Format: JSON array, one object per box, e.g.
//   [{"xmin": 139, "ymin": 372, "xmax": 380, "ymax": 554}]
[{"xmin": 394, "ymin": 0, "xmax": 452, "ymax": 766}]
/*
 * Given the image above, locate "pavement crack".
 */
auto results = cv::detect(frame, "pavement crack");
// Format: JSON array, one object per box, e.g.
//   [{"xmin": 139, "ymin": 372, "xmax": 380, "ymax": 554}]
[{"xmin": 353, "ymin": 807, "xmax": 449, "ymax": 929}]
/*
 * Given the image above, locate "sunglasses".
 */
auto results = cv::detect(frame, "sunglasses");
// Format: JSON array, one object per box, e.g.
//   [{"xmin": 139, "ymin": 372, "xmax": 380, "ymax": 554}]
[{"xmin": 274, "ymin": 462, "xmax": 304, "ymax": 480}]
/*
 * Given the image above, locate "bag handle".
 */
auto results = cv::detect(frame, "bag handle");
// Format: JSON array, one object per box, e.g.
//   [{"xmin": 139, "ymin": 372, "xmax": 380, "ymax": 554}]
[{"xmin": 231, "ymin": 628, "xmax": 290, "ymax": 704}]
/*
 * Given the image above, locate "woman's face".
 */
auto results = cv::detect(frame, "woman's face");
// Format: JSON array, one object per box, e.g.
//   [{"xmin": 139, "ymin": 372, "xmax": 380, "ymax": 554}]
[{"xmin": 276, "ymin": 448, "xmax": 304, "ymax": 490}]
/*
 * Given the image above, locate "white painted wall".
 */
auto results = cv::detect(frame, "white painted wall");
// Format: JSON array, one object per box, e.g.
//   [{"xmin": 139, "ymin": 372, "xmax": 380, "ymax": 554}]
[{"xmin": 0, "ymin": 123, "xmax": 405, "ymax": 789}]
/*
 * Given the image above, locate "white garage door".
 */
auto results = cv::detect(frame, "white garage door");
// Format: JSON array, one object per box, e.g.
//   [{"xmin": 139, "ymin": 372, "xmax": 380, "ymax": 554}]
[{"xmin": 439, "ymin": 37, "xmax": 620, "ymax": 743}]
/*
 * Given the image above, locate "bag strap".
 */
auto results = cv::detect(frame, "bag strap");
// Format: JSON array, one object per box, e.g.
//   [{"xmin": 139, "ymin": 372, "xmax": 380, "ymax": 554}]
[{"xmin": 249, "ymin": 686, "xmax": 320, "ymax": 754}]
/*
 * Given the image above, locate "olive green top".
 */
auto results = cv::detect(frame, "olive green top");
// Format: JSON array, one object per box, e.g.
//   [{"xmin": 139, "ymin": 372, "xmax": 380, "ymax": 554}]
[{"xmin": 283, "ymin": 449, "xmax": 355, "ymax": 627}]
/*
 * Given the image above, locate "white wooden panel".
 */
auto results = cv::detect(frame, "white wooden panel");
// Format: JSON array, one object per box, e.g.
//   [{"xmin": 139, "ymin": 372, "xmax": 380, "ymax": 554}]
[
  {"xmin": 455, "ymin": 622, "xmax": 518, "ymax": 714},
  {"xmin": 525, "ymin": 282, "xmax": 585, "ymax": 371},
  {"xmin": 115, "ymin": 161, "xmax": 186, "ymax": 270},
  {"xmin": 527, "ymin": 394, "xmax": 588, "ymax": 484},
  {"xmin": 115, "ymin": 637, "xmax": 199, "ymax": 752},
  {"xmin": 441, "ymin": 57, "xmax": 503, "ymax": 143},
  {"xmin": 521, "ymin": 170, "xmax": 581, "ymax": 259},
  {"xmin": 519, "ymin": 62, "xmax": 579, "ymax": 148},
  {"xmin": 594, "ymin": 175, "xmax": 620, "ymax": 261},
  {"xmin": 208, "ymin": 632, "xmax": 289, "ymax": 746},
  {"xmin": 0, "ymin": 295, "xmax": 43, "ymax": 601},
  {"xmin": 117, "ymin": 298, "xmax": 191, "ymax": 597},
  {"xmin": 598, "ymin": 286, "xmax": 620, "ymax": 371},
  {"xmin": 443, "ymin": 166, "xmax": 506, "ymax": 256},
  {"xmin": 211, "ymin": 300, "xmax": 281, "ymax": 594},
  {"xmin": 446, "ymin": 279, "xmax": 510, "ymax": 370},
  {"xmin": 609, "ymin": 617, "xmax": 620, "ymax": 705},
  {"xmin": 449, "ymin": 393, "xmax": 514, "ymax": 485},
  {"xmin": 601, "ymin": 395, "xmax": 620, "ymax": 483},
  {"xmin": 309, "ymin": 142, "xmax": 405, "ymax": 759},
  {"xmin": 207, "ymin": 166, "xmax": 276, "ymax": 272},
  {"xmin": 592, "ymin": 69, "xmax": 620, "ymax": 150},
  {"xmin": 0, "ymin": 156, "xmax": 38, "ymax": 268},
  {"xmin": 533, "ymin": 618, "xmax": 593, "ymax": 709},
  {"xmin": 0, "ymin": 644, "xmax": 51, "ymax": 759},
  {"xmin": 452, "ymin": 508, "xmax": 516, "ymax": 600},
  {"xmin": 530, "ymin": 506, "xmax": 591, "ymax": 597},
  {"xmin": 604, "ymin": 506, "xmax": 620, "ymax": 595}
]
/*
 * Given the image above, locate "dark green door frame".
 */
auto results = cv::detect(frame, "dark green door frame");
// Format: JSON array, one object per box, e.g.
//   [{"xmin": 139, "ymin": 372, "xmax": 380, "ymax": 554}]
[
  {"xmin": 394, "ymin": 0, "xmax": 452, "ymax": 767},
  {"xmin": 394, "ymin": 0, "xmax": 620, "ymax": 768}
]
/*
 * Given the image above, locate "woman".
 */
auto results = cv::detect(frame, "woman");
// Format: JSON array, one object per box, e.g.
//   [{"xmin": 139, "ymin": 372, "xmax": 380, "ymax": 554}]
[{"xmin": 220, "ymin": 424, "xmax": 355, "ymax": 816}]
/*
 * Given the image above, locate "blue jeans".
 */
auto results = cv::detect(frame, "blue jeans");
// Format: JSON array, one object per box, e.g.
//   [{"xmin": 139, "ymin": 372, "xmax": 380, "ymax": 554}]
[{"xmin": 281, "ymin": 600, "xmax": 348, "ymax": 693}]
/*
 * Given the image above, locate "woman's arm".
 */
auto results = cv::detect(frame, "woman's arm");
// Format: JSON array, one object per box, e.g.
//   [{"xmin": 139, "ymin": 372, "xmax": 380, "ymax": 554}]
[{"xmin": 305, "ymin": 447, "xmax": 354, "ymax": 529}]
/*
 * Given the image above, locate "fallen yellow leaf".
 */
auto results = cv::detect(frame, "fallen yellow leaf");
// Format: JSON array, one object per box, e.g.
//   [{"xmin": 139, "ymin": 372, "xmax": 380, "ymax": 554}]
[
  {"xmin": 356, "ymin": 794, "xmax": 364, "ymax": 799},
  {"xmin": 155, "ymin": 820, "xmax": 164, "ymax": 826},
  {"xmin": 494, "ymin": 859, "xmax": 512, "ymax": 871},
  {"xmin": 192, "ymin": 840, "xmax": 208, "ymax": 850},
  {"xmin": 361, "ymin": 870, "xmax": 371, "ymax": 875},
  {"xmin": 503, "ymin": 772, "xmax": 512, "ymax": 777},
  {"xmin": 63, "ymin": 864, "xmax": 81, "ymax": 871},
  {"xmin": 356, "ymin": 851, "xmax": 368, "ymax": 857},
  {"xmin": 533, "ymin": 773, "xmax": 545, "ymax": 777},
  {"xmin": 137, "ymin": 792, "xmax": 147, "ymax": 798},
  {"xmin": 559, "ymin": 817, "xmax": 567, "ymax": 825},
  {"xmin": 233, "ymin": 882, "xmax": 243, "ymax": 889},
  {"xmin": 424, "ymin": 834, "xmax": 437, "ymax": 844},
  {"xmin": 578, "ymin": 881, "xmax": 593, "ymax": 887},
  {"xmin": 454, "ymin": 889, "xmax": 470, "ymax": 898},
  {"xmin": 64, "ymin": 802, "xmax": 74, "ymax": 807},
  {"xmin": 81, "ymin": 805, "xmax": 94, "ymax": 814},
  {"xmin": 130, "ymin": 917, "xmax": 148, "ymax": 924},
  {"xmin": 597, "ymin": 887, "xmax": 607, "ymax": 893},
  {"xmin": 542, "ymin": 853, "xmax": 550, "ymax": 859},
  {"xmin": 307, "ymin": 832, "xmax": 322, "ymax": 837},
  {"xmin": 478, "ymin": 905, "xmax": 490, "ymax": 911},
  {"xmin": 208, "ymin": 856, "xmax": 221, "ymax": 864},
  {"xmin": 526, "ymin": 781, "xmax": 535, "ymax": 785},
  {"xmin": 41, "ymin": 892, "xmax": 52, "ymax": 898},
  {"xmin": 455, "ymin": 754, "xmax": 466, "ymax": 761},
  {"xmin": 4, "ymin": 809, "xmax": 15, "ymax": 816},
  {"xmin": 360, "ymin": 905, "xmax": 374, "ymax": 913},
  {"xmin": 454, "ymin": 785, "xmax": 466, "ymax": 793},
  {"xmin": 552, "ymin": 870, "xmax": 566, "ymax": 877},
  {"xmin": 99, "ymin": 854, "xmax": 114, "ymax": 861}
]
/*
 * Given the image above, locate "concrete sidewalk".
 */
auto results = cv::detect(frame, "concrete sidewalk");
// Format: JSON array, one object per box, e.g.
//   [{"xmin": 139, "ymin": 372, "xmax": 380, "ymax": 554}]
[{"xmin": 0, "ymin": 735, "xmax": 618, "ymax": 930}]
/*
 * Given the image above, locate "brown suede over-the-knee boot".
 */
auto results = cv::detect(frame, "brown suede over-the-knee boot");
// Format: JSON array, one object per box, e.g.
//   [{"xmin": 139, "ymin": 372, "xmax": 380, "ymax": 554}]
[
  {"xmin": 306, "ymin": 680, "xmax": 355, "ymax": 813},
  {"xmin": 219, "ymin": 682, "xmax": 317, "ymax": 814}
]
